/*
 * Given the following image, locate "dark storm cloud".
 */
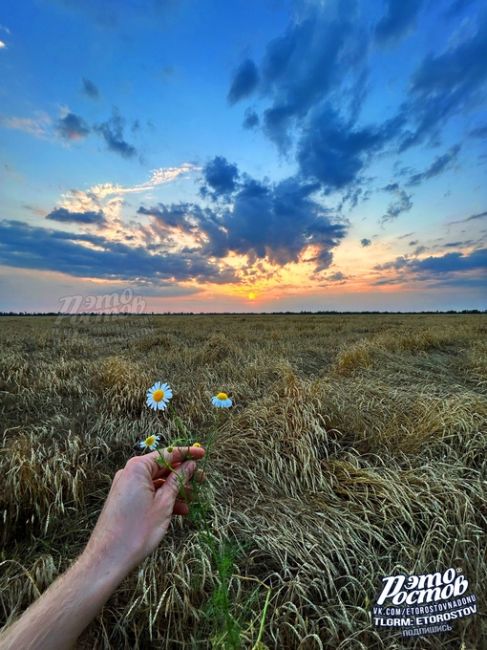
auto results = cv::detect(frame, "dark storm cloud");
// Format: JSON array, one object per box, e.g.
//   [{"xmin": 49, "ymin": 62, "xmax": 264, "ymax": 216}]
[
  {"xmin": 82, "ymin": 77, "xmax": 99, "ymax": 99},
  {"xmin": 375, "ymin": 0, "xmax": 424, "ymax": 45},
  {"xmin": 361, "ymin": 238, "xmax": 372, "ymax": 247},
  {"xmin": 406, "ymin": 144, "xmax": 461, "ymax": 186},
  {"xmin": 0, "ymin": 219, "xmax": 236, "ymax": 284},
  {"xmin": 46, "ymin": 207, "xmax": 106, "ymax": 225},
  {"xmin": 94, "ymin": 109, "xmax": 137, "ymax": 158},
  {"xmin": 56, "ymin": 112, "xmax": 90, "ymax": 140},
  {"xmin": 228, "ymin": 59, "xmax": 259, "ymax": 104},
  {"xmin": 202, "ymin": 156, "xmax": 239, "ymax": 196}
]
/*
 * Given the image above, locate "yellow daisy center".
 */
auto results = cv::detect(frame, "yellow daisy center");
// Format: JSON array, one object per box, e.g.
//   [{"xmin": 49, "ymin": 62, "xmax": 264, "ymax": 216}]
[
  {"xmin": 145, "ymin": 435, "xmax": 156, "ymax": 447},
  {"xmin": 216, "ymin": 392, "xmax": 228, "ymax": 400},
  {"xmin": 152, "ymin": 389, "xmax": 165, "ymax": 402}
]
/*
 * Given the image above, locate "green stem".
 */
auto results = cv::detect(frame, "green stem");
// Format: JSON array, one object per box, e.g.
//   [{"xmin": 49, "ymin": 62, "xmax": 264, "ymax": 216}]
[{"xmin": 251, "ymin": 587, "xmax": 272, "ymax": 650}]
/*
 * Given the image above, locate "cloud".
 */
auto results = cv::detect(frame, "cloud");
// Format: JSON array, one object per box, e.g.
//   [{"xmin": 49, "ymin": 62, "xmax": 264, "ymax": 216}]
[
  {"xmin": 56, "ymin": 112, "xmax": 90, "ymax": 140},
  {"xmin": 94, "ymin": 109, "xmax": 137, "ymax": 158},
  {"xmin": 328, "ymin": 271, "xmax": 347, "ymax": 282},
  {"xmin": 139, "ymin": 170, "xmax": 347, "ymax": 273},
  {"xmin": 53, "ymin": 164, "xmax": 198, "ymax": 233},
  {"xmin": 137, "ymin": 202, "xmax": 207, "ymax": 229},
  {"xmin": 381, "ymin": 184, "xmax": 413, "ymax": 224},
  {"xmin": 82, "ymin": 77, "xmax": 99, "ymax": 99},
  {"xmin": 46, "ymin": 207, "xmax": 106, "ymax": 225},
  {"xmin": 228, "ymin": 1, "xmax": 370, "ymax": 153},
  {"xmin": 297, "ymin": 106, "xmax": 403, "ymax": 190},
  {"xmin": 375, "ymin": 0, "xmax": 424, "ymax": 45},
  {"xmin": 406, "ymin": 144, "xmax": 461, "ymax": 186},
  {"xmin": 0, "ymin": 113, "xmax": 51, "ymax": 138},
  {"xmin": 361, "ymin": 238, "xmax": 372, "ymax": 247},
  {"xmin": 225, "ymin": 176, "xmax": 346, "ymax": 270},
  {"xmin": 85, "ymin": 164, "xmax": 198, "ymax": 201},
  {"xmin": 225, "ymin": 0, "xmax": 486, "ymax": 198},
  {"xmin": 374, "ymin": 248, "xmax": 487, "ymax": 288},
  {"xmin": 444, "ymin": 240, "xmax": 474, "ymax": 247},
  {"xmin": 444, "ymin": 0, "xmax": 478, "ymax": 18},
  {"xmin": 0, "ymin": 40, "xmax": 6, "ymax": 49},
  {"xmin": 409, "ymin": 248, "xmax": 487, "ymax": 272},
  {"xmin": 228, "ymin": 59, "xmax": 259, "ymax": 104},
  {"xmin": 318, "ymin": 271, "xmax": 347, "ymax": 286},
  {"xmin": 400, "ymin": 13, "xmax": 487, "ymax": 150},
  {"xmin": 448, "ymin": 209, "xmax": 487, "ymax": 225},
  {"xmin": 469, "ymin": 124, "xmax": 487, "ymax": 138},
  {"xmin": 0, "ymin": 219, "xmax": 236, "ymax": 284},
  {"xmin": 202, "ymin": 156, "xmax": 239, "ymax": 197},
  {"xmin": 243, "ymin": 109, "xmax": 259, "ymax": 130}
]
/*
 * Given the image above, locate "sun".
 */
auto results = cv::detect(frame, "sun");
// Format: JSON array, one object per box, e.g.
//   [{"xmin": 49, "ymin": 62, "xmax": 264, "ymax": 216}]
[{"xmin": 247, "ymin": 291, "xmax": 257, "ymax": 301}]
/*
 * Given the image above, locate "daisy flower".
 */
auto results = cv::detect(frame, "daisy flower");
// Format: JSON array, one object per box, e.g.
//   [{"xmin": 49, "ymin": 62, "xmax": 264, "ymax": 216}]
[
  {"xmin": 138, "ymin": 434, "xmax": 161, "ymax": 451},
  {"xmin": 146, "ymin": 381, "xmax": 173, "ymax": 411},
  {"xmin": 211, "ymin": 391, "xmax": 232, "ymax": 408}
]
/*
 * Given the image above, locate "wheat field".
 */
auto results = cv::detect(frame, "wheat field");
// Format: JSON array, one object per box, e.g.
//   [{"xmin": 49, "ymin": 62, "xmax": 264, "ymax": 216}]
[{"xmin": 0, "ymin": 314, "xmax": 485, "ymax": 649}]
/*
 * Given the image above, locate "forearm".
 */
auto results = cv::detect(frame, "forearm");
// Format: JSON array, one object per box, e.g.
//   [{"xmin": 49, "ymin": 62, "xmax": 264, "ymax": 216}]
[{"xmin": 0, "ymin": 549, "xmax": 128, "ymax": 650}]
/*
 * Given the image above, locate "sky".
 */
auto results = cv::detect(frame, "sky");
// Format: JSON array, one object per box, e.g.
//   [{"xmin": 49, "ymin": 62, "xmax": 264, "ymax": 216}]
[{"xmin": 0, "ymin": 0, "xmax": 486, "ymax": 313}]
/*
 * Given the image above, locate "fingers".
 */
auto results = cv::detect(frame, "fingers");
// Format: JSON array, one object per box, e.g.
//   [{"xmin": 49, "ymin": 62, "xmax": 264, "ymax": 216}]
[
  {"xmin": 153, "ymin": 480, "xmax": 191, "ymax": 515},
  {"xmin": 172, "ymin": 500, "xmax": 190, "ymax": 516},
  {"xmin": 156, "ymin": 460, "xmax": 197, "ymax": 508},
  {"xmin": 153, "ymin": 466, "xmax": 206, "ymax": 483},
  {"xmin": 135, "ymin": 445, "xmax": 205, "ymax": 479}
]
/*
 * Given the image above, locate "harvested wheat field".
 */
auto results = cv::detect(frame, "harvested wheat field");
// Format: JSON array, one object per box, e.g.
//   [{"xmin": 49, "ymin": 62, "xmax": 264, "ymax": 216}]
[{"xmin": 0, "ymin": 313, "xmax": 485, "ymax": 649}]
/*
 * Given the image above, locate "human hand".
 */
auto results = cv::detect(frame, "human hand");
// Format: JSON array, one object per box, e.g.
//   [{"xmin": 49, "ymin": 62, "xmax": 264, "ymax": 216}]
[{"xmin": 83, "ymin": 445, "xmax": 205, "ymax": 577}]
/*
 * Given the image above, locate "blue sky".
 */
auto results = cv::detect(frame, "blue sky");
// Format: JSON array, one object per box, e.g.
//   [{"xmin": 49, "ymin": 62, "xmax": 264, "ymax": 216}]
[{"xmin": 0, "ymin": 0, "xmax": 486, "ymax": 312}]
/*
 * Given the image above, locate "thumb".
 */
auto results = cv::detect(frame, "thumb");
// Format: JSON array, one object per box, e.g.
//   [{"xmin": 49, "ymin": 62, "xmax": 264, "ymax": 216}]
[{"xmin": 156, "ymin": 460, "xmax": 196, "ymax": 507}]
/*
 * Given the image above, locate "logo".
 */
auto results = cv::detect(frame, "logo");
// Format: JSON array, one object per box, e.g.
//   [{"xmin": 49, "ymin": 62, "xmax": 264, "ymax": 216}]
[
  {"xmin": 55, "ymin": 288, "xmax": 146, "ymax": 324},
  {"xmin": 371, "ymin": 568, "xmax": 477, "ymax": 638}
]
